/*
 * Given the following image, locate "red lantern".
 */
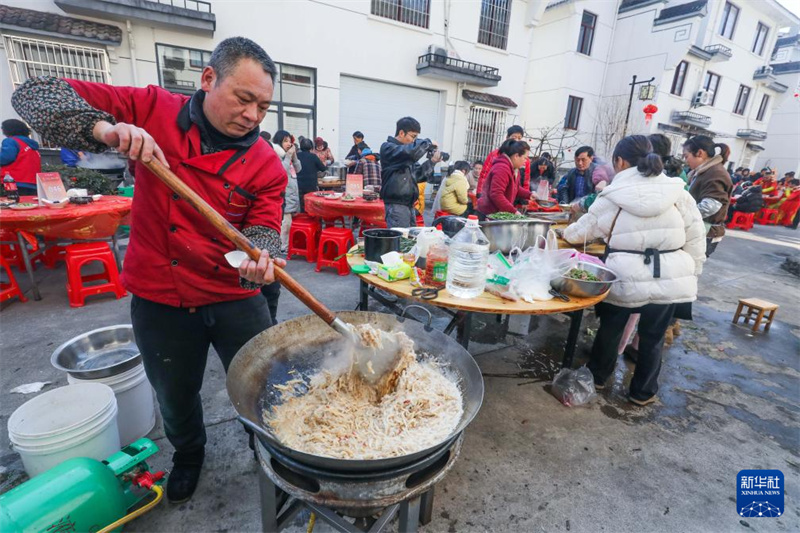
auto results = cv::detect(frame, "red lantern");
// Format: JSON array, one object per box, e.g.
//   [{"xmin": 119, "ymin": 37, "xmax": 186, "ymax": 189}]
[{"xmin": 643, "ymin": 104, "xmax": 659, "ymax": 125}]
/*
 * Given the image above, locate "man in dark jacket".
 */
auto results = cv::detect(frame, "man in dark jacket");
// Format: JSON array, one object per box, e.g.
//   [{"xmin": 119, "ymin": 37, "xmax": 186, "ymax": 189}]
[
  {"xmin": 727, "ymin": 184, "xmax": 763, "ymax": 222},
  {"xmin": 379, "ymin": 116, "xmax": 438, "ymax": 228},
  {"xmin": 557, "ymin": 146, "xmax": 596, "ymax": 204}
]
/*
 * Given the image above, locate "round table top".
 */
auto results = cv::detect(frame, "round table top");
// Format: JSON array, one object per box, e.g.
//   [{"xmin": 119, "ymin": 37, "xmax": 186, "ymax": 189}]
[
  {"xmin": 317, "ymin": 180, "xmax": 345, "ymax": 189},
  {"xmin": 305, "ymin": 194, "xmax": 385, "ymax": 226},
  {"xmin": 0, "ymin": 195, "xmax": 133, "ymax": 239},
  {"xmin": 346, "ymin": 250, "xmax": 607, "ymax": 315}
]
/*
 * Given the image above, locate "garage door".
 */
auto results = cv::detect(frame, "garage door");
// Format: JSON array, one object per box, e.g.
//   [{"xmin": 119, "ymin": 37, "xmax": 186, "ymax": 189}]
[{"xmin": 338, "ymin": 76, "xmax": 443, "ymax": 161}]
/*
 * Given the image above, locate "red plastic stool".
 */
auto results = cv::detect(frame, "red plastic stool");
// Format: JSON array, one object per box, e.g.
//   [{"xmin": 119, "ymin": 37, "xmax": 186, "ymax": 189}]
[
  {"xmin": 65, "ymin": 242, "xmax": 127, "ymax": 307},
  {"xmin": 320, "ymin": 217, "xmax": 346, "ymax": 228},
  {"xmin": 0, "ymin": 229, "xmax": 41, "ymax": 272},
  {"xmin": 288, "ymin": 218, "xmax": 321, "ymax": 263},
  {"xmin": 315, "ymin": 227, "xmax": 355, "ymax": 276},
  {"xmin": 0, "ymin": 255, "xmax": 27, "ymax": 304},
  {"xmin": 754, "ymin": 208, "xmax": 779, "ymax": 225},
  {"xmin": 42, "ymin": 243, "xmax": 69, "ymax": 269},
  {"xmin": 726, "ymin": 211, "xmax": 755, "ymax": 231}
]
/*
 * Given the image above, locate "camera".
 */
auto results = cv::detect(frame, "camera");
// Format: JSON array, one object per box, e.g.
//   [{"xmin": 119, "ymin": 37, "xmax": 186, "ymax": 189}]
[{"xmin": 424, "ymin": 140, "xmax": 449, "ymax": 162}]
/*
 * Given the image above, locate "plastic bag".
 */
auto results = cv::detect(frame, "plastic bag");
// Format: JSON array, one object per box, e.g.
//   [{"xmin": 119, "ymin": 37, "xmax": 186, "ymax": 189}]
[
  {"xmin": 551, "ymin": 366, "xmax": 596, "ymax": 406},
  {"xmin": 512, "ymin": 231, "xmax": 575, "ymax": 302},
  {"xmin": 485, "ymin": 252, "xmax": 521, "ymax": 301}
]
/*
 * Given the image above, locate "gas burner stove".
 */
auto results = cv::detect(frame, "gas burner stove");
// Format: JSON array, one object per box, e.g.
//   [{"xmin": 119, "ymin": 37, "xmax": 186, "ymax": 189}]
[{"xmin": 255, "ymin": 433, "xmax": 463, "ymax": 532}]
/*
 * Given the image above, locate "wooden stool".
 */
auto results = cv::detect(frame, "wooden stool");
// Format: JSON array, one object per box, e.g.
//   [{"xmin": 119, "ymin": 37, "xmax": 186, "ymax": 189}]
[{"xmin": 733, "ymin": 298, "xmax": 778, "ymax": 333}]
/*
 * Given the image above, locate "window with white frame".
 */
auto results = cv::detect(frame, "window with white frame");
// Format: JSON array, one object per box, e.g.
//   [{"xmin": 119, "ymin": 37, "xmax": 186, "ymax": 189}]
[
  {"xmin": 370, "ymin": 0, "xmax": 430, "ymax": 29},
  {"xmin": 463, "ymin": 106, "xmax": 507, "ymax": 163},
  {"xmin": 752, "ymin": 22, "xmax": 769, "ymax": 56},
  {"xmin": 156, "ymin": 44, "xmax": 211, "ymax": 95},
  {"xmin": 671, "ymin": 61, "xmax": 688, "ymax": 96},
  {"xmin": 478, "ymin": 0, "xmax": 512, "ymax": 50},
  {"xmin": 702, "ymin": 71, "xmax": 721, "ymax": 106},
  {"xmin": 3, "ymin": 34, "xmax": 112, "ymax": 148},
  {"xmin": 3, "ymin": 34, "xmax": 111, "ymax": 87},
  {"xmin": 719, "ymin": 2, "xmax": 739, "ymax": 40},
  {"xmin": 756, "ymin": 94, "xmax": 770, "ymax": 121},
  {"xmin": 577, "ymin": 11, "xmax": 597, "ymax": 56},
  {"xmin": 733, "ymin": 84, "xmax": 751, "ymax": 115},
  {"xmin": 564, "ymin": 96, "xmax": 583, "ymax": 130}
]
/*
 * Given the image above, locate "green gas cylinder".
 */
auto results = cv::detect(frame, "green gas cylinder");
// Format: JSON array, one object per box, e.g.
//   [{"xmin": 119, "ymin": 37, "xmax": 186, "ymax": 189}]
[{"xmin": 0, "ymin": 438, "xmax": 161, "ymax": 533}]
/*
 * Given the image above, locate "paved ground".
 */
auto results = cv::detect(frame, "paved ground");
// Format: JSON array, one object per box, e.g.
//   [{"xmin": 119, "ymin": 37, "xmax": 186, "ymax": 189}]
[{"xmin": 1, "ymin": 223, "xmax": 798, "ymax": 533}]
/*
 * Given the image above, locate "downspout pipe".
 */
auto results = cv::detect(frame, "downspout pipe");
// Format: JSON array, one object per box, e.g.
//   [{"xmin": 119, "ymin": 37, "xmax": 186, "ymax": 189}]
[{"xmin": 126, "ymin": 20, "xmax": 138, "ymax": 87}]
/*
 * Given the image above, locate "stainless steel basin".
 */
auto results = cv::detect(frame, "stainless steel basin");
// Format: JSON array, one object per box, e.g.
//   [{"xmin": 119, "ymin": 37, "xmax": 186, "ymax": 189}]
[
  {"xmin": 551, "ymin": 261, "xmax": 618, "ymax": 298},
  {"xmin": 479, "ymin": 219, "xmax": 552, "ymax": 254},
  {"xmin": 51, "ymin": 325, "xmax": 141, "ymax": 379}
]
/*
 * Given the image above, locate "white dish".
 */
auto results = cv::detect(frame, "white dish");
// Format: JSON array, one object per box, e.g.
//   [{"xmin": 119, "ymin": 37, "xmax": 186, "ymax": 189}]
[{"xmin": 41, "ymin": 199, "xmax": 69, "ymax": 209}]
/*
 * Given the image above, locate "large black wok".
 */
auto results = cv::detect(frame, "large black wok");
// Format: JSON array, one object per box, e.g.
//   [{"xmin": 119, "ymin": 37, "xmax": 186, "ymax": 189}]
[{"xmin": 227, "ymin": 311, "xmax": 484, "ymax": 473}]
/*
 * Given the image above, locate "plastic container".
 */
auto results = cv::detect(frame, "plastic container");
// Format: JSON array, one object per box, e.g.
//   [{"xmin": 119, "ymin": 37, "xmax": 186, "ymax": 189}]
[
  {"xmin": 67, "ymin": 362, "xmax": 156, "ymax": 446},
  {"xmin": 446, "ymin": 215, "xmax": 490, "ymax": 299},
  {"xmin": 8, "ymin": 383, "xmax": 120, "ymax": 477},
  {"xmin": 424, "ymin": 243, "xmax": 448, "ymax": 288}
]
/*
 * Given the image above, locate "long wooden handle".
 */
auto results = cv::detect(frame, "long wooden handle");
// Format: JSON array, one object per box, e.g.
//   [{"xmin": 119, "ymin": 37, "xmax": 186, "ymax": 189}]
[{"xmin": 143, "ymin": 159, "xmax": 337, "ymax": 325}]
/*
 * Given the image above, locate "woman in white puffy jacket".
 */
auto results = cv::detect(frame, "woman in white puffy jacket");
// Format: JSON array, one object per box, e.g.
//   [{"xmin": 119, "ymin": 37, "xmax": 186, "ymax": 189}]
[{"xmin": 563, "ymin": 135, "xmax": 706, "ymax": 406}]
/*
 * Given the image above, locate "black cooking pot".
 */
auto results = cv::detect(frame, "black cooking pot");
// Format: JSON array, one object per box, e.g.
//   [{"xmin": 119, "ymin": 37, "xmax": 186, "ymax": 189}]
[{"xmin": 363, "ymin": 229, "xmax": 402, "ymax": 262}]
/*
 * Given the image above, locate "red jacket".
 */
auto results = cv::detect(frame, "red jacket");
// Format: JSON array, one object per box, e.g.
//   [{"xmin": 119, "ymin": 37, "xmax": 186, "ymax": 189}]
[
  {"xmin": 476, "ymin": 148, "xmax": 530, "ymax": 196},
  {"xmin": 477, "ymin": 154, "xmax": 531, "ymax": 215},
  {"xmin": 0, "ymin": 137, "xmax": 41, "ymax": 184},
  {"xmin": 67, "ymin": 80, "xmax": 287, "ymax": 308}
]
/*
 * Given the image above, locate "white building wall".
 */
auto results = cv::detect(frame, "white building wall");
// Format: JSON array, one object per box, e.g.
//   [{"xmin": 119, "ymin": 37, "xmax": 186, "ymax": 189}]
[
  {"xmin": 0, "ymin": 0, "xmax": 534, "ymax": 162},
  {"xmin": 521, "ymin": 0, "xmax": 620, "ymax": 157}
]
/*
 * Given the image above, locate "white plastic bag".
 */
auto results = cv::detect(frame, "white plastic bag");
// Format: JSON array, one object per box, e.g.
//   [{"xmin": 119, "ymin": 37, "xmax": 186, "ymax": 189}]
[{"xmin": 512, "ymin": 231, "xmax": 575, "ymax": 303}]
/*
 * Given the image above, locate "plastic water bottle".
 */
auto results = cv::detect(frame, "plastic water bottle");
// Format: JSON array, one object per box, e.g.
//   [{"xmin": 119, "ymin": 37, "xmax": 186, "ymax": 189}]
[{"xmin": 446, "ymin": 215, "xmax": 490, "ymax": 299}]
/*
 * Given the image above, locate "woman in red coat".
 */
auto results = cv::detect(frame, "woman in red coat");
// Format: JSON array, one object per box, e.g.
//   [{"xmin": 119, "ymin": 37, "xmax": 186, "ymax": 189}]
[
  {"xmin": 476, "ymin": 139, "xmax": 532, "ymax": 216},
  {"xmin": 775, "ymin": 178, "xmax": 800, "ymax": 227}
]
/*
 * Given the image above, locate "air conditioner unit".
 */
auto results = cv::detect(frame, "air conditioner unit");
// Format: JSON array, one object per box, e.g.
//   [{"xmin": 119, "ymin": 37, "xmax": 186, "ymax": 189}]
[
  {"xmin": 427, "ymin": 44, "xmax": 448, "ymax": 57},
  {"xmin": 692, "ymin": 90, "xmax": 713, "ymax": 107}
]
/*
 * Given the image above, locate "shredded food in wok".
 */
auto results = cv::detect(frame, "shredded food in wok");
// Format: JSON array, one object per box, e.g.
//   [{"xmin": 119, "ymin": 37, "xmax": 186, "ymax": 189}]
[{"xmin": 265, "ymin": 326, "xmax": 463, "ymax": 460}]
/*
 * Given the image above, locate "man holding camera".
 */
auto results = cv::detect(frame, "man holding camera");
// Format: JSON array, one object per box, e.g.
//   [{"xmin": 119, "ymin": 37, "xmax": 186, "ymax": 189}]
[{"xmin": 379, "ymin": 116, "xmax": 441, "ymax": 228}]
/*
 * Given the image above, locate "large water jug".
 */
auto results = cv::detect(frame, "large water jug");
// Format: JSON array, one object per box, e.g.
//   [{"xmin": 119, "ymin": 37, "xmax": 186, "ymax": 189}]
[{"xmin": 446, "ymin": 215, "xmax": 490, "ymax": 299}]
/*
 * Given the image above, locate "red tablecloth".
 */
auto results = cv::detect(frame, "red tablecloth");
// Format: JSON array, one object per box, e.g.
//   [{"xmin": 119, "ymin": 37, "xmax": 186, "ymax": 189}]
[
  {"xmin": 304, "ymin": 195, "xmax": 385, "ymax": 226},
  {"xmin": 0, "ymin": 196, "xmax": 132, "ymax": 239}
]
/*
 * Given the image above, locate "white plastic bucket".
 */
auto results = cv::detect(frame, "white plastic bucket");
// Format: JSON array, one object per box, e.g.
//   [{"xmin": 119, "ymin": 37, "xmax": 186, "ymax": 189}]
[
  {"xmin": 8, "ymin": 383, "xmax": 120, "ymax": 477},
  {"xmin": 68, "ymin": 362, "xmax": 156, "ymax": 446}
]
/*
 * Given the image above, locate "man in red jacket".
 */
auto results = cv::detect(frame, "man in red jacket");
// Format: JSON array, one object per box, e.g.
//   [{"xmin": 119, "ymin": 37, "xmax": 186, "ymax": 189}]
[
  {"xmin": 476, "ymin": 125, "xmax": 531, "ymax": 198},
  {"xmin": 12, "ymin": 37, "xmax": 286, "ymax": 503}
]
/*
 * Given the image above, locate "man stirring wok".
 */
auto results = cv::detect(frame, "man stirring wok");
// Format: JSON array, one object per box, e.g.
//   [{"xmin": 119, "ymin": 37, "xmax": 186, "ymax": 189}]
[{"xmin": 12, "ymin": 37, "xmax": 286, "ymax": 503}]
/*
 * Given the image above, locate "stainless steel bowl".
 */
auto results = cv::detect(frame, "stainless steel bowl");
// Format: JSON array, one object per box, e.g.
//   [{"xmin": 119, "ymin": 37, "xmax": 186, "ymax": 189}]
[
  {"xmin": 530, "ymin": 212, "xmax": 570, "ymax": 223},
  {"xmin": 551, "ymin": 261, "xmax": 618, "ymax": 298},
  {"xmin": 51, "ymin": 325, "xmax": 141, "ymax": 379},
  {"xmin": 479, "ymin": 219, "xmax": 552, "ymax": 254}
]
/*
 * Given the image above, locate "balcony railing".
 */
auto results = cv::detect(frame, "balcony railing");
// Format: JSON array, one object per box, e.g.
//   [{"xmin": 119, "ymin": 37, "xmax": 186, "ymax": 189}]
[
  {"xmin": 671, "ymin": 110, "xmax": 712, "ymax": 128},
  {"xmin": 737, "ymin": 129, "xmax": 768, "ymax": 140},
  {"xmin": 152, "ymin": 0, "xmax": 212, "ymax": 13},
  {"xmin": 704, "ymin": 44, "xmax": 732, "ymax": 60},
  {"xmin": 754, "ymin": 66, "xmax": 774, "ymax": 79},
  {"xmin": 416, "ymin": 53, "xmax": 501, "ymax": 86}
]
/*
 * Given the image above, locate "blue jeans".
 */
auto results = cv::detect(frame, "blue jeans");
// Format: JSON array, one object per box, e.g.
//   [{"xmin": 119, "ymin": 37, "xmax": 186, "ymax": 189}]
[{"xmin": 131, "ymin": 294, "xmax": 272, "ymax": 462}]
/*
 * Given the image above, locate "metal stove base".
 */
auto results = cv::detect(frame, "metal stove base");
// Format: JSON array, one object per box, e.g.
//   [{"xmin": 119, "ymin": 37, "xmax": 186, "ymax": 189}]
[{"xmin": 258, "ymin": 472, "xmax": 435, "ymax": 533}]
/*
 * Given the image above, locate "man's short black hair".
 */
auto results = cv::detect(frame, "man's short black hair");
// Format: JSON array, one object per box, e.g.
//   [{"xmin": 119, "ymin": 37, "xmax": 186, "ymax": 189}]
[
  {"xmin": 1, "ymin": 119, "xmax": 30, "ymax": 137},
  {"xmin": 395, "ymin": 117, "xmax": 421, "ymax": 136},
  {"xmin": 507, "ymin": 125, "xmax": 524, "ymax": 137},
  {"xmin": 208, "ymin": 37, "xmax": 277, "ymax": 83},
  {"xmin": 735, "ymin": 167, "xmax": 743, "ymax": 172},
  {"xmin": 473, "ymin": 159, "xmax": 484, "ymax": 166},
  {"xmin": 541, "ymin": 152, "xmax": 552, "ymax": 160},
  {"xmin": 575, "ymin": 146, "xmax": 594, "ymax": 158},
  {"xmin": 352, "ymin": 131, "xmax": 364, "ymax": 139},
  {"xmin": 300, "ymin": 138, "xmax": 314, "ymax": 151}
]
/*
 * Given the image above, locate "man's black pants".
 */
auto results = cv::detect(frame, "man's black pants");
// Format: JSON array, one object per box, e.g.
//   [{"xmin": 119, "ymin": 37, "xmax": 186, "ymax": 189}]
[
  {"xmin": 589, "ymin": 302, "xmax": 676, "ymax": 401},
  {"xmin": 131, "ymin": 294, "xmax": 272, "ymax": 463}
]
